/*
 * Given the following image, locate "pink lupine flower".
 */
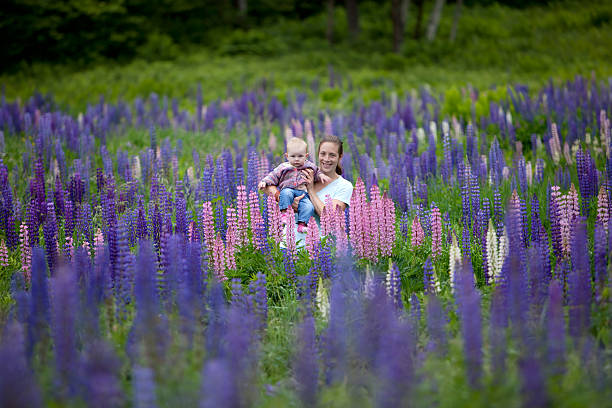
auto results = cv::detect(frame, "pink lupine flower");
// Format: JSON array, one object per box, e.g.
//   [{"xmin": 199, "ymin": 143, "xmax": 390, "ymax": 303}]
[
  {"xmin": 363, "ymin": 196, "xmax": 377, "ymax": 262},
  {"xmin": 284, "ymin": 126, "xmax": 294, "ymax": 143},
  {"xmin": 597, "ymin": 185, "xmax": 609, "ymax": 232},
  {"xmin": 292, "ymin": 118, "xmax": 303, "ymax": 139},
  {"xmin": 285, "ymin": 206, "xmax": 297, "ymax": 258},
  {"xmin": 305, "ymin": 120, "xmax": 316, "ymax": 160},
  {"xmin": 212, "ymin": 234, "xmax": 227, "ymax": 281},
  {"xmin": 267, "ymin": 195, "xmax": 283, "ymax": 242},
  {"xmin": 380, "ymin": 193, "xmax": 396, "ymax": 257},
  {"xmin": 94, "ymin": 228, "xmax": 104, "ymax": 257},
  {"xmin": 19, "ymin": 223, "xmax": 31, "ymax": 282},
  {"xmin": 370, "ymin": 184, "xmax": 382, "ymax": 254},
  {"xmin": 430, "ymin": 203, "xmax": 442, "ymax": 259},
  {"xmin": 324, "ymin": 115, "xmax": 333, "ymax": 136},
  {"xmin": 188, "ymin": 221, "xmax": 198, "ymax": 242},
  {"xmin": 0, "ymin": 240, "xmax": 8, "ymax": 267},
  {"xmin": 64, "ymin": 236, "xmax": 74, "ymax": 260},
  {"xmin": 201, "ymin": 201, "xmax": 215, "ymax": 251},
  {"xmin": 236, "ymin": 185, "xmax": 249, "ymax": 246},
  {"xmin": 411, "ymin": 216, "xmax": 424, "ymax": 247},
  {"xmin": 559, "ymin": 184, "xmax": 579, "ymax": 256},
  {"xmin": 321, "ymin": 195, "xmax": 334, "ymax": 236},
  {"xmin": 258, "ymin": 152, "xmax": 270, "ymax": 182},
  {"xmin": 305, "ymin": 217, "xmax": 320, "ymax": 260},
  {"xmin": 349, "ymin": 178, "xmax": 366, "ymax": 258},
  {"xmin": 334, "ymin": 206, "xmax": 349, "ymax": 257},
  {"xmin": 225, "ymin": 221, "xmax": 237, "ymax": 271},
  {"xmin": 249, "ymin": 191, "xmax": 264, "ymax": 250},
  {"xmin": 82, "ymin": 241, "xmax": 93, "ymax": 259}
]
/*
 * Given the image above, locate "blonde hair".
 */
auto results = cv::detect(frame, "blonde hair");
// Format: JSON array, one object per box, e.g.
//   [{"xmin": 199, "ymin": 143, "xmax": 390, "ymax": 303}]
[{"xmin": 286, "ymin": 137, "xmax": 308, "ymax": 153}]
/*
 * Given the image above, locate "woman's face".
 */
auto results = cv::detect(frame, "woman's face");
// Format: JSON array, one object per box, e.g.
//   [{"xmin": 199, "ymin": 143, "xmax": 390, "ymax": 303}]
[{"xmin": 318, "ymin": 142, "xmax": 341, "ymax": 175}]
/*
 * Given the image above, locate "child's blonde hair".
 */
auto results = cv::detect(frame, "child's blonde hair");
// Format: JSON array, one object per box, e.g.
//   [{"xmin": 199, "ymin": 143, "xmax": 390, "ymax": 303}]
[{"xmin": 286, "ymin": 137, "xmax": 308, "ymax": 153}]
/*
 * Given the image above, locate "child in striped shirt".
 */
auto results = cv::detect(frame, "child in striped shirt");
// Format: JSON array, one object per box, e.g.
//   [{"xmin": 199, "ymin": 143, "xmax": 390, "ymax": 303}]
[{"xmin": 258, "ymin": 138, "xmax": 329, "ymax": 233}]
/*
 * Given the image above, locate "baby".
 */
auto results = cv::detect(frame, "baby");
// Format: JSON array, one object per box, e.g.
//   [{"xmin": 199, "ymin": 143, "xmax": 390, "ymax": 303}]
[{"xmin": 258, "ymin": 137, "xmax": 329, "ymax": 233}]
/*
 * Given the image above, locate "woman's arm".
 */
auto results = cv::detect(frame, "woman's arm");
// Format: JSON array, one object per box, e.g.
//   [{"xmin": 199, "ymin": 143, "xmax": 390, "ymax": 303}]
[{"xmin": 261, "ymin": 185, "xmax": 280, "ymax": 201}]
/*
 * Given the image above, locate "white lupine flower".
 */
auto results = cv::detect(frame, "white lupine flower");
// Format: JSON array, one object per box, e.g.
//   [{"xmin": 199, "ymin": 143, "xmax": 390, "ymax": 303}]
[
  {"xmin": 417, "ymin": 127, "xmax": 426, "ymax": 144},
  {"xmin": 316, "ymin": 277, "xmax": 330, "ymax": 321},
  {"xmin": 448, "ymin": 234, "xmax": 462, "ymax": 292},
  {"xmin": 495, "ymin": 227, "xmax": 509, "ymax": 282},
  {"xmin": 526, "ymin": 162, "xmax": 532, "ymax": 185},
  {"xmin": 364, "ymin": 266, "xmax": 376, "ymax": 299},
  {"xmin": 486, "ymin": 219, "xmax": 498, "ymax": 283},
  {"xmin": 502, "ymin": 166, "xmax": 510, "ymax": 180},
  {"xmin": 506, "ymin": 111, "xmax": 513, "ymax": 126},
  {"xmin": 132, "ymin": 156, "xmax": 141, "ymax": 180},
  {"xmin": 442, "ymin": 120, "xmax": 450, "ymax": 135},
  {"xmin": 429, "ymin": 121, "xmax": 437, "ymax": 142}
]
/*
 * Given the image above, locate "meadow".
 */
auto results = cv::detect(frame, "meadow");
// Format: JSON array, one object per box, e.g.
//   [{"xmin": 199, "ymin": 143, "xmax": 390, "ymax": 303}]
[{"xmin": 1, "ymin": 1, "xmax": 612, "ymax": 407}]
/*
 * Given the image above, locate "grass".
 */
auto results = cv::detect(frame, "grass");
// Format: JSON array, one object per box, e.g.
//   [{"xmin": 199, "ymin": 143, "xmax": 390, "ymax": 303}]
[{"xmin": 1, "ymin": 1, "xmax": 611, "ymax": 113}]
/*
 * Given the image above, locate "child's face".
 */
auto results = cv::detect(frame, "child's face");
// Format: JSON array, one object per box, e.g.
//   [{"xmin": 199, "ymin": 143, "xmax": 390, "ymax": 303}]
[{"xmin": 285, "ymin": 145, "xmax": 308, "ymax": 167}]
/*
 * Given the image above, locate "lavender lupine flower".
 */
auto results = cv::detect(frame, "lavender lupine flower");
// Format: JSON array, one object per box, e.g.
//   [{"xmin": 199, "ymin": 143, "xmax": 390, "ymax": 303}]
[
  {"xmin": 200, "ymin": 359, "xmax": 238, "ymax": 408},
  {"xmin": 294, "ymin": 316, "xmax": 319, "ymax": 407},
  {"xmin": 0, "ymin": 322, "xmax": 43, "ymax": 408},
  {"xmin": 593, "ymin": 222, "xmax": 607, "ymax": 297},
  {"xmin": 423, "ymin": 257, "xmax": 438, "ymax": 294},
  {"xmin": 489, "ymin": 286, "xmax": 507, "ymax": 377},
  {"xmin": 461, "ymin": 167, "xmax": 472, "ymax": 226},
  {"xmin": 518, "ymin": 356, "xmax": 551, "ymax": 408},
  {"xmin": 132, "ymin": 365, "xmax": 158, "ymax": 408},
  {"xmin": 43, "ymin": 201, "xmax": 59, "ymax": 273},
  {"xmin": 83, "ymin": 340, "xmax": 124, "ymax": 408},
  {"xmin": 456, "ymin": 261, "xmax": 482, "ymax": 388},
  {"xmin": 569, "ymin": 218, "xmax": 592, "ymax": 338},
  {"xmin": 50, "ymin": 265, "xmax": 80, "ymax": 396},
  {"xmin": 386, "ymin": 262, "xmax": 403, "ymax": 309},
  {"xmin": 546, "ymin": 280, "xmax": 566, "ymax": 377},
  {"xmin": 493, "ymin": 187, "xmax": 503, "ymax": 236},
  {"xmin": 426, "ymin": 294, "xmax": 447, "ymax": 356},
  {"xmin": 249, "ymin": 272, "xmax": 268, "ymax": 331},
  {"xmin": 461, "ymin": 222, "xmax": 471, "ymax": 260},
  {"xmin": 375, "ymin": 315, "xmax": 416, "ymax": 407}
]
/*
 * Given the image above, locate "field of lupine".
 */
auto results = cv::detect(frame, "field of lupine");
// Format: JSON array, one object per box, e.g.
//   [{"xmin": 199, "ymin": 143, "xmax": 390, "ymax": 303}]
[{"xmin": 0, "ymin": 74, "xmax": 611, "ymax": 407}]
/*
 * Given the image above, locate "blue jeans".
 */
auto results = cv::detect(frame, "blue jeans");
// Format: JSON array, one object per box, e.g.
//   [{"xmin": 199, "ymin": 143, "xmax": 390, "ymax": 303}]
[{"xmin": 278, "ymin": 188, "xmax": 315, "ymax": 224}]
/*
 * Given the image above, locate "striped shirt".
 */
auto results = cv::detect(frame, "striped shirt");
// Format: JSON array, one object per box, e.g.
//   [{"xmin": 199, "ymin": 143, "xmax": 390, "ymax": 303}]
[{"xmin": 261, "ymin": 160, "xmax": 322, "ymax": 191}]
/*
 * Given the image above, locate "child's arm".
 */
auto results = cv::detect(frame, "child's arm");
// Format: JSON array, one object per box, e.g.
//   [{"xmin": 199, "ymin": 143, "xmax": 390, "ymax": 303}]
[
  {"xmin": 259, "ymin": 163, "xmax": 286, "ymax": 189},
  {"xmin": 312, "ymin": 167, "xmax": 331, "ymax": 184}
]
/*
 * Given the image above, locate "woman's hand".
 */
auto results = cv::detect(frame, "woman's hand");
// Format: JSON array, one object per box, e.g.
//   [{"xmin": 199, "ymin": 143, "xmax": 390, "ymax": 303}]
[
  {"xmin": 291, "ymin": 194, "xmax": 304, "ymax": 211},
  {"xmin": 301, "ymin": 168, "xmax": 315, "ymax": 191}
]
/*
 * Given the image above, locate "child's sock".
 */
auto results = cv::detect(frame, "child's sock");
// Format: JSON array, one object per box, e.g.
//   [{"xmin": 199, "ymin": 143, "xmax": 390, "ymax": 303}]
[{"xmin": 297, "ymin": 222, "xmax": 308, "ymax": 233}]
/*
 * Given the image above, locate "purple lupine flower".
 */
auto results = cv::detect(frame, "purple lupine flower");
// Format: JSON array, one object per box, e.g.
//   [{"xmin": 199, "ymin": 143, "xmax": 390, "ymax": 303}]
[
  {"xmin": 546, "ymin": 280, "xmax": 565, "ymax": 377},
  {"xmin": 43, "ymin": 201, "xmax": 59, "ymax": 273},
  {"xmin": 399, "ymin": 211, "xmax": 409, "ymax": 239},
  {"xmin": 0, "ymin": 322, "xmax": 43, "ymax": 407},
  {"xmin": 493, "ymin": 187, "xmax": 503, "ymax": 236},
  {"xmin": 249, "ymin": 272, "xmax": 268, "ymax": 331},
  {"xmin": 132, "ymin": 365, "xmax": 158, "ymax": 408},
  {"xmin": 423, "ymin": 257, "xmax": 436, "ymax": 294},
  {"xmin": 461, "ymin": 221, "xmax": 471, "ymax": 260},
  {"xmin": 115, "ymin": 218, "xmax": 133, "ymax": 322},
  {"xmin": 282, "ymin": 248, "xmax": 296, "ymax": 286},
  {"xmin": 593, "ymin": 222, "xmax": 607, "ymax": 298},
  {"xmin": 518, "ymin": 356, "xmax": 551, "ymax": 408},
  {"xmin": 200, "ymin": 359, "xmax": 238, "ymax": 408},
  {"xmin": 374, "ymin": 314, "xmax": 416, "ymax": 407},
  {"xmin": 175, "ymin": 188, "xmax": 187, "ymax": 237},
  {"xmin": 426, "ymin": 294, "xmax": 447, "ymax": 356},
  {"xmin": 320, "ymin": 280, "xmax": 348, "ymax": 386},
  {"xmin": 294, "ymin": 316, "xmax": 319, "ymax": 407},
  {"xmin": 50, "ymin": 265, "xmax": 80, "ymax": 396},
  {"xmin": 455, "ymin": 261, "xmax": 482, "ymax": 388},
  {"xmin": 527, "ymin": 245, "xmax": 548, "ymax": 321},
  {"xmin": 386, "ymin": 262, "xmax": 403, "ymax": 309},
  {"xmin": 53, "ymin": 174, "xmax": 65, "ymax": 217},
  {"xmin": 489, "ymin": 286, "xmax": 507, "ymax": 377},
  {"xmin": 569, "ymin": 218, "xmax": 592, "ymax": 338},
  {"xmin": 83, "ymin": 340, "xmax": 124, "ymax": 408}
]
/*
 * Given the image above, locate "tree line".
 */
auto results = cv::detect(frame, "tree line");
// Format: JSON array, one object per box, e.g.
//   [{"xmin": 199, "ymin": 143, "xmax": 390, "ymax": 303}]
[{"xmin": 1, "ymin": 0, "xmax": 552, "ymax": 70}]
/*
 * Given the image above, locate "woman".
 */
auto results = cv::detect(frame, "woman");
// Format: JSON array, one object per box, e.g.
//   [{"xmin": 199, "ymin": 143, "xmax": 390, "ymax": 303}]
[{"xmin": 262, "ymin": 134, "xmax": 353, "ymax": 244}]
